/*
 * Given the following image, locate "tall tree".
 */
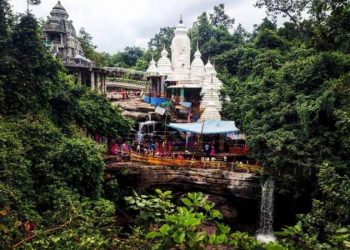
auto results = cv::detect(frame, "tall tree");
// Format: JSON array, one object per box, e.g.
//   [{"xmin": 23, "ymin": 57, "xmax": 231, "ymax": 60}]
[
  {"xmin": 0, "ymin": 0, "xmax": 13, "ymax": 113},
  {"xmin": 4, "ymin": 13, "xmax": 61, "ymax": 115},
  {"xmin": 189, "ymin": 10, "xmax": 236, "ymax": 62},
  {"xmin": 209, "ymin": 3, "xmax": 235, "ymax": 29},
  {"xmin": 78, "ymin": 28, "xmax": 103, "ymax": 66},
  {"xmin": 309, "ymin": 0, "xmax": 350, "ymax": 52},
  {"xmin": 148, "ymin": 26, "xmax": 175, "ymax": 53},
  {"xmin": 120, "ymin": 46, "xmax": 145, "ymax": 67},
  {"xmin": 255, "ymin": 0, "xmax": 310, "ymax": 37}
]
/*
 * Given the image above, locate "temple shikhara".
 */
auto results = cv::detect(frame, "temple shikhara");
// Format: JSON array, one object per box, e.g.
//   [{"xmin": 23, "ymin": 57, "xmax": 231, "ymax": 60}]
[
  {"xmin": 144, "ymin": 17, "xmax": 223, "ymax": 121},
  {"xmin": 43, "ymin": 1, "xmax": 107, "ymax": 93}
]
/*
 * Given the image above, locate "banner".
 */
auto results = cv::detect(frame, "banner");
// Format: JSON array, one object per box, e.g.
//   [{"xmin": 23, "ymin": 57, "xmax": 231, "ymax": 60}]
[{"xmin": 155, "ymin": 106, "xmax": 166, "ymax": 115}]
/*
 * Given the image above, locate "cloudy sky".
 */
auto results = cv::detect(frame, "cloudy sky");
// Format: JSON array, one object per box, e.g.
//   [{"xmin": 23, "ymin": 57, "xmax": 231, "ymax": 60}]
[{"xmin": 9, "ymin": 0, "xmax": 268, "ymax": 53}]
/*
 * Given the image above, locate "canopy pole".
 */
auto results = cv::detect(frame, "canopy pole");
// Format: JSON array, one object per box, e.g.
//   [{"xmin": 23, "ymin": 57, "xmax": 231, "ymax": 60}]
[
  {"xmin": 196, "ymin": 119, "xmax": 205, "ymax": 154},
  {"xmin": 163, "ymin": 114, "xmax": 167, "ymax": 141}
]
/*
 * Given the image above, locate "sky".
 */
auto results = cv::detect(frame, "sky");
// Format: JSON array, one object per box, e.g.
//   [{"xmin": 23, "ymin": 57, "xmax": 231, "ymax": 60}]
[{"xmin": 9, "ymin": 0, "xmax": 268, "ymax": 53}]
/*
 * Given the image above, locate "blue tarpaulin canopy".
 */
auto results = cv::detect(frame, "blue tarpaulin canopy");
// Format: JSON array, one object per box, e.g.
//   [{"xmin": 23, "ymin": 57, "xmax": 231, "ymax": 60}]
[
  {"xmin": 180, "ymin": 101, "xmax": 192, "ymax": 108},
  {"xmin": 167, "ymin": 120, "xmax": 239, "ymax": 135}
]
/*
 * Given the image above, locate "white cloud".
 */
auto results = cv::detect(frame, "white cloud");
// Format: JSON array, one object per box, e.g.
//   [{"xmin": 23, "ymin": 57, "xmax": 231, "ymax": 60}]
[{"xmin": 9, "ymin": 0, "xmax": 267, "ymax": 53}]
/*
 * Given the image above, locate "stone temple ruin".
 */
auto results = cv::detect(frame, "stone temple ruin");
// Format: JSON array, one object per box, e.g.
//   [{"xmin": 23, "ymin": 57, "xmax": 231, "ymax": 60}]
[{"xmin": 43, "ymin": 1, "xmax": 107, "ymax": 93}]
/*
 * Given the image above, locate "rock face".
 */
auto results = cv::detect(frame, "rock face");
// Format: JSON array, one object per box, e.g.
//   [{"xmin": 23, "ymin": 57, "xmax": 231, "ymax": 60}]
[{"xmin": 105, "ymin": 162, "xmax": 260, "ymax": 200}]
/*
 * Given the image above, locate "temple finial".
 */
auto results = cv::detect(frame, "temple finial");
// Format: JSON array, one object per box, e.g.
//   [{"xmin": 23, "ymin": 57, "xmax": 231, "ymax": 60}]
[
  {"xmin": 196, "ymin": 41, "xmax": 199, "ymax": 50},
  {"xmin": 179, "ymin": 14, "xmax": 183, "ymax": 24}
]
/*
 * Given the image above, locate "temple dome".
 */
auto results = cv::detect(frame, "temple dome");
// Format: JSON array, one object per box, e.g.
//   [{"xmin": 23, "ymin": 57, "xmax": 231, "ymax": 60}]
[
  {"xmin": 50, "ymin": 1, "xmax": 68, "ymax": 19},
  {"xmin": 157, "ymin": 47, "xmax": 172, "ymax": 76},
  {"xmin": 190, "ymin": 45, "xmax": 205, "ymax": 81},
  {"xmin": 204, "ymin": 60, "xmax": 217, "ymax": 75},
  {"xmin": 146, "ymin": 57, "xmax": 158, "ymax": 74},
  {"xmin": 199, "ymin": 101, "xmax": 221, "ymax": 121}
]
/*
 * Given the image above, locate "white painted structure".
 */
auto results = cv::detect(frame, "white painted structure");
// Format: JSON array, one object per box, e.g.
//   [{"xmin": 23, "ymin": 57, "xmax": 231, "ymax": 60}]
[{"xmin": 146, "ymin": 16, "xmax": 224, "ymax": 119}]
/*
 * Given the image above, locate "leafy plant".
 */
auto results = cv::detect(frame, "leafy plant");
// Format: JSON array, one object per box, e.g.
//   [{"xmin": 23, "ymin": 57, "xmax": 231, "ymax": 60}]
[
  {"xmin": 125, "ymin": 189, "xmax": 175, "ymax": 227},
  {"xmin": 146, "ymin": 192, "xmax": 229, "ymax": 249}
]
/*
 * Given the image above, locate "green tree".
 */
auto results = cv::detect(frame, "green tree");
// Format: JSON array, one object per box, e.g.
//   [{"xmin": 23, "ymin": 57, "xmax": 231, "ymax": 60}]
[
  {"xmin": 0, "ymin": 0, "xmax": 13, "ymax": 113},
  {"xmin": 78, "ymin": 27, "xmax": 106, "ymax": 66},
  {"xmin": 148, "ymin": 26, "xmax": 175, "ymax": 53},
  {"xmin": 209, "ymin": 3, "xmax": 235, "ymax": 29},
  {"xmin": 120, "ymin": 46, "xmax": 145, "ymax": 67},
  {"xmin": 54, "ymin": 137, "xmax": 105, "ymax": 199},
  {"xmin": 255, "ymin": 0, "xmax": 310, "ymax": 37},
  {"xmin": 189, "ymin": 11, "xmax": 235, "ymax": 62},
  {"xmin": 4, "ymin": 14, "xmax": 62, "ymax": 115},
  {"xmin": 309, "ymin": 0, "xmax": 350, "ymax": 52},
  {"xmin": 76, "ymin": 90, "xmax": 132, "ymax": 138},
  {"xmin": 255, "ymin": 29, "xmax": 286, "ymax": 49}
]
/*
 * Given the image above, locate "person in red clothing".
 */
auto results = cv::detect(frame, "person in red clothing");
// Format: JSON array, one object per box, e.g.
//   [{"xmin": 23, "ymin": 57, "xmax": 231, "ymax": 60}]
[
  {"xmin": 210, "ymin": 145, "xmax": 216, "ymax": 159},
  {"xmin": 109, "ymin": 143, "xmax": 118, "ymax": 155}
]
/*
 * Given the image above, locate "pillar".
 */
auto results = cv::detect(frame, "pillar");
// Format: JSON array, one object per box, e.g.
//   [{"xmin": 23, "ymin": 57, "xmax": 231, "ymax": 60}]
[
  {"xmin": 99, "ymin": 73, "xmax": 103, "ymax": 93},
  {"xmin": 160, "ymin": 77, "xmax": 165, "ymax": 97},
  {"xmin": 103, "ymin": 74, "xmax": 107, "ymax": 94},
  {"xmin": 76, "ymin": 71, "xmax": 82, "ymax": 84},
  {"xmin": 90, "ymin": 71, "xmax": 95, "ymax": 90},
  {"xmin": 95, "ymin": 73, "xmax": 99, "ymax": 91},
  {"xmin": 180, "ymin": 88, "xmax": 185, "ymax": 102}
]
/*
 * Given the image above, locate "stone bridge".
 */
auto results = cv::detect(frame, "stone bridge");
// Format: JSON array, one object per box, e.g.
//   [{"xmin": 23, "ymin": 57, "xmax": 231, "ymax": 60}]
[{"xmin": 105, "ymin": 162, "xmax": 260, "ymax": 200}]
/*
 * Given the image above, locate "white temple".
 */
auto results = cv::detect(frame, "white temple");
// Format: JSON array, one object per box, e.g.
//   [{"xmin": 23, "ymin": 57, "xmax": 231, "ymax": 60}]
[{"xmin": 146, "ymin": 16, "xmax": 223, "ymax": 120}]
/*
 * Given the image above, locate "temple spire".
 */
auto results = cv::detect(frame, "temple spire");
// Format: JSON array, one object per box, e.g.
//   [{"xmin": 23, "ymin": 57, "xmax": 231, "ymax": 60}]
[{"xmin": 179, "ymin": 14, "xmax": 183, "ymax": 24}]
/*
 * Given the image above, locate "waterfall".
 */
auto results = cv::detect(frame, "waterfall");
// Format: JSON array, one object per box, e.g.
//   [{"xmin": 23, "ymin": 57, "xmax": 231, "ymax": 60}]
[
  {"xmin": 257, "ymin": 178, "xmax": 276, "ymax": 243},
  {"xmin": 137, "ymin": 122, "xmax": 146, "ymax": 144},
  {"xmin": 136, "ymin": 114, "xmax": 158, "ymax": 144}
]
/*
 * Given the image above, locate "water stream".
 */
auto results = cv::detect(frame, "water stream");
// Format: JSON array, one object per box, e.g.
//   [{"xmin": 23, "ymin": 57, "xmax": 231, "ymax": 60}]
[
  {"xmin": 136, "ymin": 114, "xmax": 157, "ymax": 144},
  {"xmin": 256, "ymin": 178, "xmax": 276, "ymax": 243}
]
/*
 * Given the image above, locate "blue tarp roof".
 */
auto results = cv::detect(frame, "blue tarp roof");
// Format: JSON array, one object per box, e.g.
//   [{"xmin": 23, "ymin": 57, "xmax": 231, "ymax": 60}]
[
  {"xmin": 167, "ymin": 120, "xmax": 239, "ymax": 135},
  {"xmin": 180, "ymin": 101, "xmax": 192, "ymax": 108}
]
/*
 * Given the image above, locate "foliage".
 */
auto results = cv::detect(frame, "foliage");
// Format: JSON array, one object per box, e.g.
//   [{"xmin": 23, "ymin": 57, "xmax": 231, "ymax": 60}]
[
  {"xmin": 209, "ymin": 3, "xmax": 235, "ymax": 29},
  {"xmin": 78, "ymin": 28, "xmax": 106, "ymax": 67},
  {"xmin": 119, "ymin": 46, "xmax": 145, "ymax": 67},
  {"xmin": 0, "ymin": 2, "xmax": 130, "ymax": 248},
  {"xmin": 76, "ymin": 90, "xmax": 132, "ymax": 138},
  {"xmin": 277, "ymin": 221, "xmax": 318, "ymax": 249},
  {"xmin": 188, "ymin": 7, "xmax": 237, "ymax": 62},
  {"xmin": 143, "ymin": 191, "xmax": 289, "ymax": 249},
  {"xmin": 26, "ymin": 195, "xmax": 119, "ymax": 250},
  {"xmin": 148, "ymin": 26, "xmax": 175, "ymax": 53},
  {"xmin": 298, "ymin": 162, "xmax": 350, "ymax": 248},
  {"xmin": 3, "ymin": 14, "xmax": 62, "ymax": 115},
  {"xmin": 125, "ymin": 189, "xmax": 175, "ymax": 227},
  {"xmin": 54, "ymin": 137, "xmax": 105, "ymax": 199},
  {"xmin": 146, "ymin": 192, "xmax": 228, "ymax": 249},
  {"xmin": 255, "ymin": 0, "xmax": 310, "ymax": 37},
  {"xmin": 219, "ymin": 1, "xmax": 350, "ymax": 248}
]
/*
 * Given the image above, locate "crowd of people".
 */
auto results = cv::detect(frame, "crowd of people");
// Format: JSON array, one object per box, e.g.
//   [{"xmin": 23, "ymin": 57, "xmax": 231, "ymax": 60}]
[
  {"xmin": 107, "ymin": 137, "xmax": 226, "ymax": 162},
  {"xmin": 108, "ymin": 89, "xmax": 142, "ymax": 100}
]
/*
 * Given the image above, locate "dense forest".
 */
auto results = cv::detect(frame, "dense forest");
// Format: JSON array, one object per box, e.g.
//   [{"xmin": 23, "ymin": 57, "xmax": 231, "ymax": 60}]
[{"xmin": 1, "ymin": 0, "xmax": 350, "ymax": 249}]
